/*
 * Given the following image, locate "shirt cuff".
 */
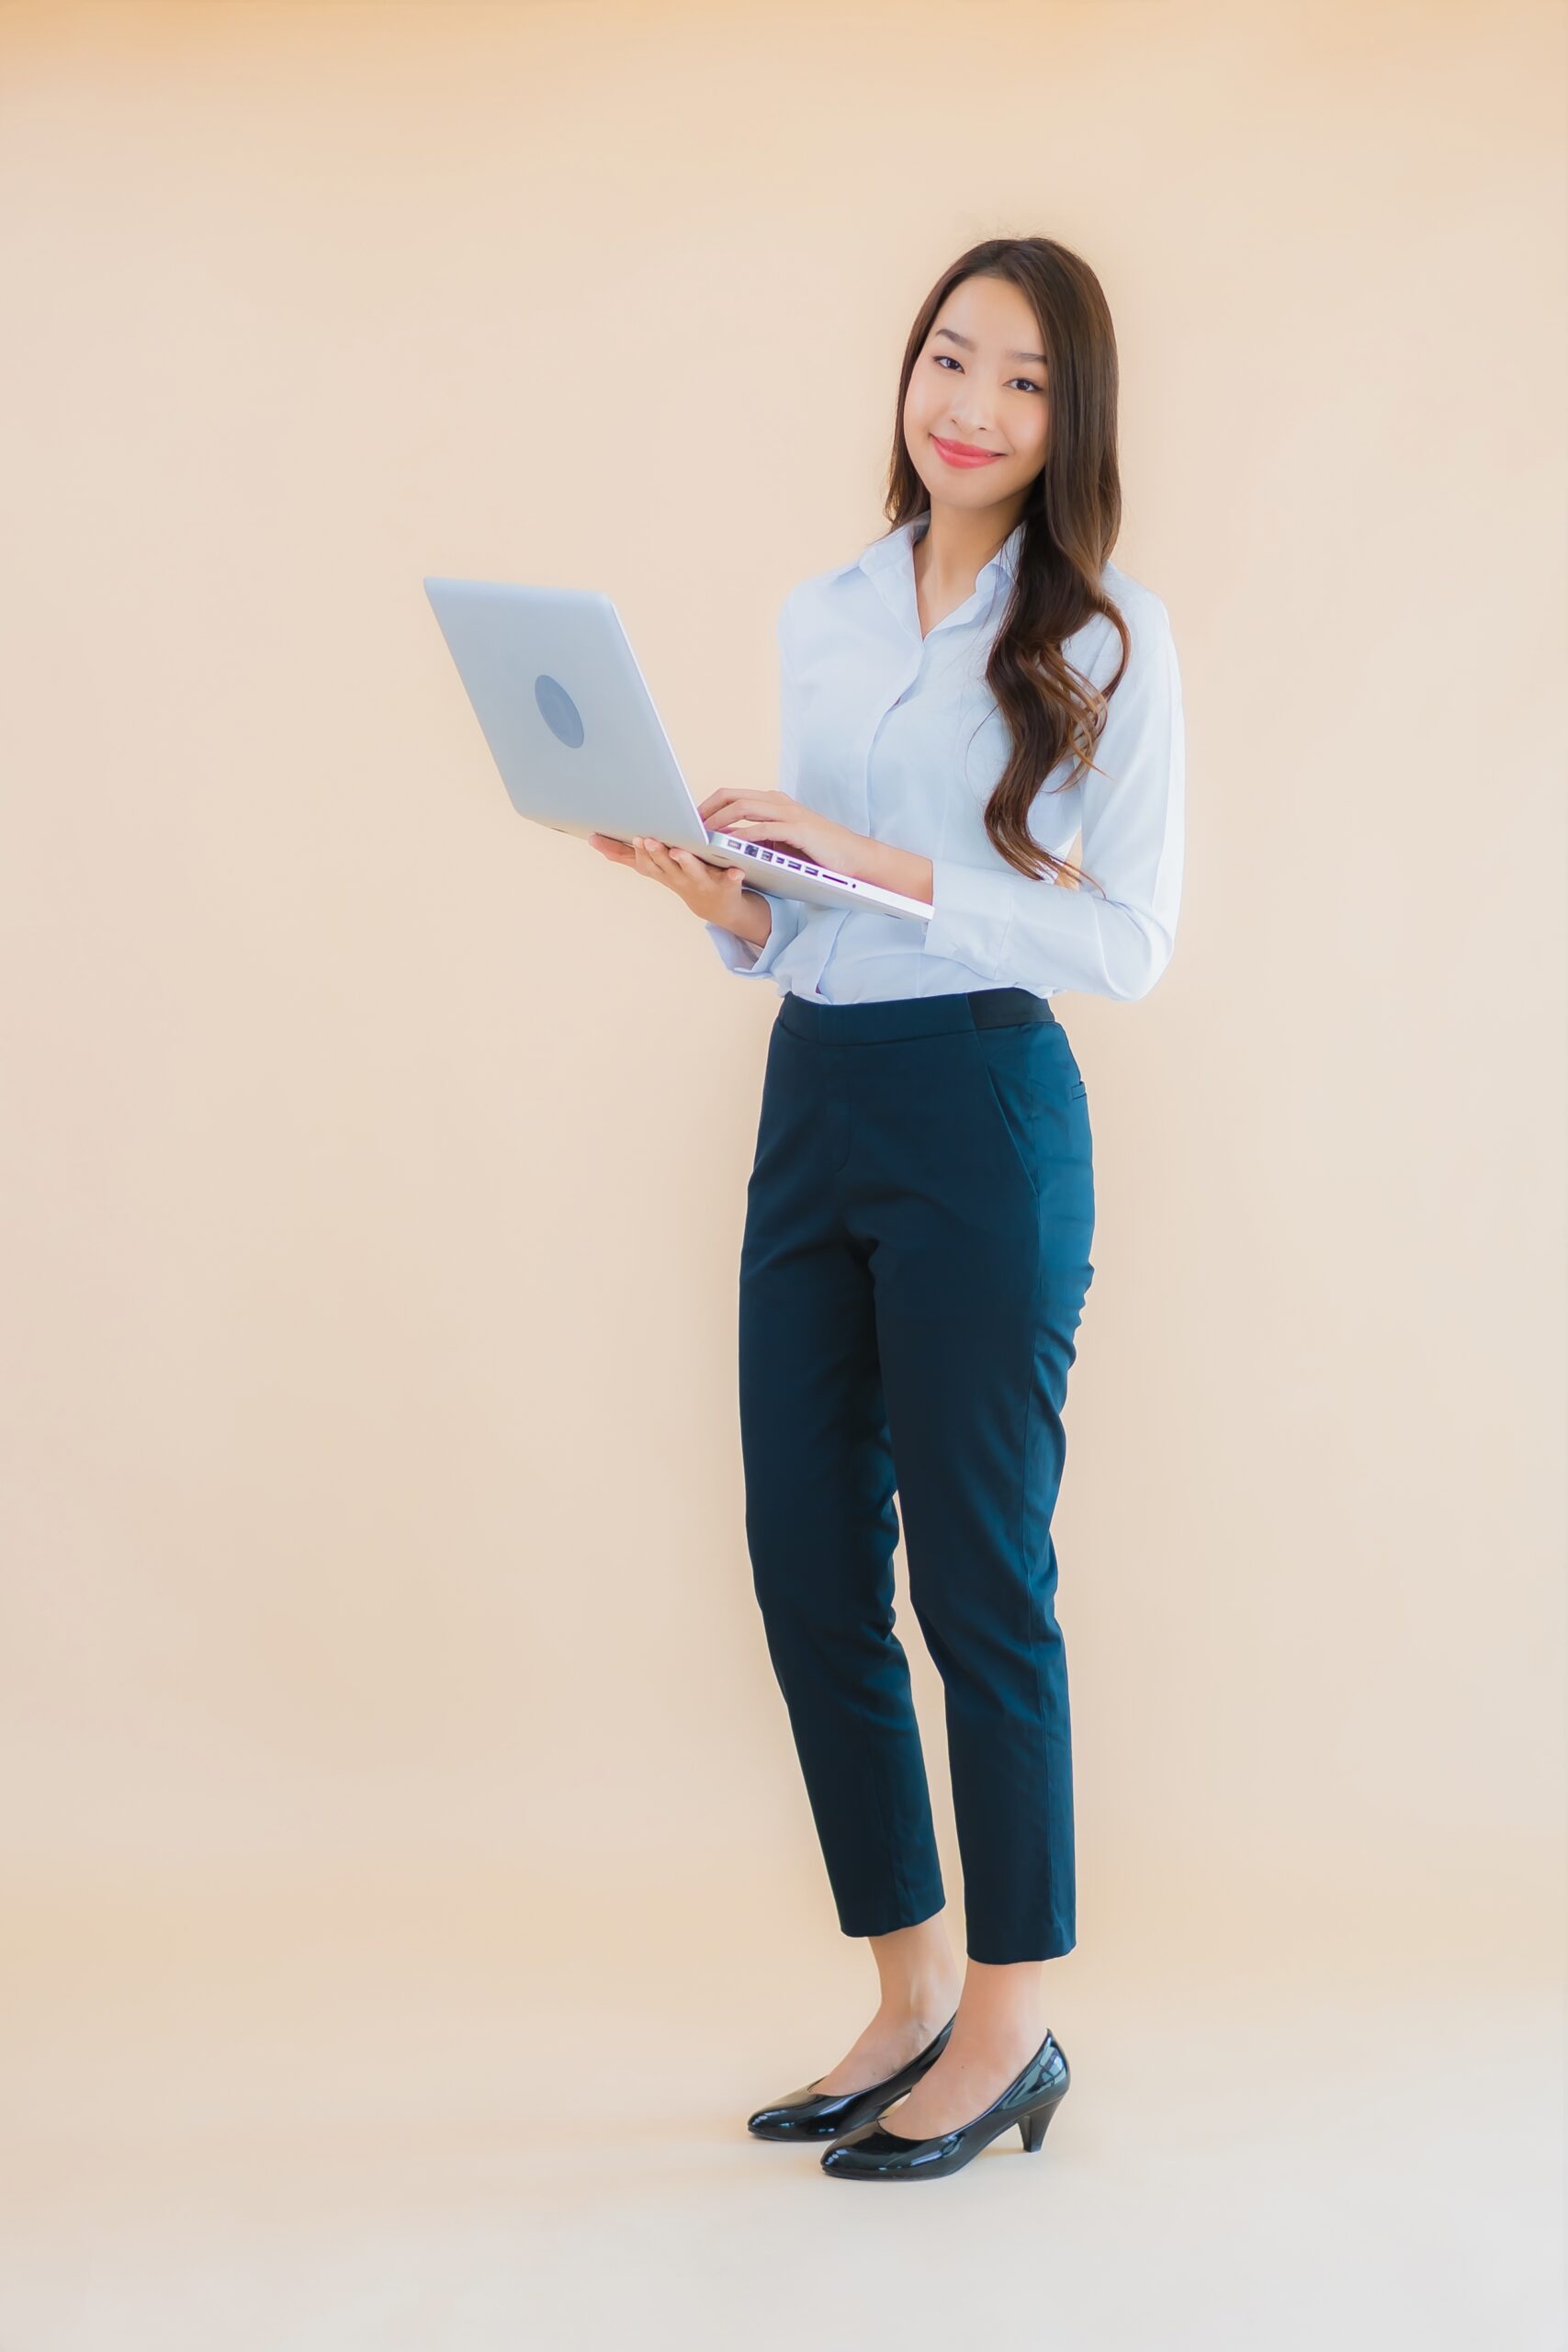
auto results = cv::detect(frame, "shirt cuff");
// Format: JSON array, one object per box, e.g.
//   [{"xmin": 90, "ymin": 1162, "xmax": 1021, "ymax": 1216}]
[
  {"xmin": 705, "ymin": 888, "xmax": 804, "ymax": 979},
  {"xmin": 922, "ymin": 856, "xmax": 1015, "ymax": 981}
]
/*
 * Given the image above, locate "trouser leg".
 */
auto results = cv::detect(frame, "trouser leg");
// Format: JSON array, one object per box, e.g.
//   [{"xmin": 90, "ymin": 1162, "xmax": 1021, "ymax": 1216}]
[
  {"xmin": 738, "ymin": 1019, "xmax": 946, "ymax": 1939},
  {"xmin": 845, "ymin": 1017, "xmax": 1096, "ymax": 1963}
]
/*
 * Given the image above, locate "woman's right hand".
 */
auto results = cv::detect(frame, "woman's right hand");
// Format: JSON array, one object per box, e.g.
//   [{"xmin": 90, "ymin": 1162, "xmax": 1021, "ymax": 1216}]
[{"xmin": 587, "ymin": 831, "xmax": 754, "ymax": 930}]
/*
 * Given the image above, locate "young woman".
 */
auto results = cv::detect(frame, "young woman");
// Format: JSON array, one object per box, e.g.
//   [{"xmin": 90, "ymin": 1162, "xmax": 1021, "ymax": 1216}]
[{"xmin": 590, "ymin": 236, "xmax": 1184, "ymax": 2184}]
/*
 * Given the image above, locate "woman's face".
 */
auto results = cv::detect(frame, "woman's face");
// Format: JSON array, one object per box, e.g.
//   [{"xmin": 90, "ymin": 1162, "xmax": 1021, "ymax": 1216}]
[{"xmin": 903, "ymin": 275, "xmax": 1051, "ymax": 514}]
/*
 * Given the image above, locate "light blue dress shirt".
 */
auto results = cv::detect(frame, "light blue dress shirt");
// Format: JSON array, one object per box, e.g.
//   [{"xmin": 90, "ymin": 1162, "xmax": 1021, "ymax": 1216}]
[{"xmin": 705, "ymin": 513, "xmax": 1185, "ymax": 1004}]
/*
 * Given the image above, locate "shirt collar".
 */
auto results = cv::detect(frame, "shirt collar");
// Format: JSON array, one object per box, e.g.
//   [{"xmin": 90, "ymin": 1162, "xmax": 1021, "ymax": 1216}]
[
  {"xmin": 845, "ymin": 511, "xmax": 1026, "ymax": 591},
  {"xmin": 840, "ymin": 510, "xmax": 1026, "ymax": 641}
]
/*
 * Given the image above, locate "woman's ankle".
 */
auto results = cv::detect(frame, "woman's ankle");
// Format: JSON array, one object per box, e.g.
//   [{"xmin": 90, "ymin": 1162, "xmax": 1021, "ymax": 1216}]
[
  {"xmin": 877, "ymin": 1975, "xmax": 961, "ymax": 2033},
  {"xmin": 866, "ymin": 1919, "xmax": 963, "ymax": 2030}
]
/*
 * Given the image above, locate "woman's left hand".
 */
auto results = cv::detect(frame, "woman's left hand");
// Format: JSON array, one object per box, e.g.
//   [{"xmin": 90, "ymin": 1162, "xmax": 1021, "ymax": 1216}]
[{"xmin": 696, "ymin": 789, "xmax": 875, "ymax": 880}]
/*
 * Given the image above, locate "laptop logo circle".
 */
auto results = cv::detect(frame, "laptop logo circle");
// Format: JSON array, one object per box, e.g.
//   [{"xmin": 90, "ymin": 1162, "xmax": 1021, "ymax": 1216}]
[{"xmin": 534, "ymin": 674, "xmax": 585, "ymax": 749}]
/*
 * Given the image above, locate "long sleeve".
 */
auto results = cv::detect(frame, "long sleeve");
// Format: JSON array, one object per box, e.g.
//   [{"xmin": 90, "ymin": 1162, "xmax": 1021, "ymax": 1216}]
[
  {"xmin": 705, "ymin": 603, "xmax": 811, "ymax": 980},
  {"xmin": 921, "ymin": 586, "xmax": 1186, "ymax": 1001}
]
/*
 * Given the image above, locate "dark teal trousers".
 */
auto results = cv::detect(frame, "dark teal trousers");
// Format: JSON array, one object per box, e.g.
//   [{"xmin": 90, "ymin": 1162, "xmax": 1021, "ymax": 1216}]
[{"xmin": 738, "ymin": 985, "xmax": 1096, "ymax": 1964}]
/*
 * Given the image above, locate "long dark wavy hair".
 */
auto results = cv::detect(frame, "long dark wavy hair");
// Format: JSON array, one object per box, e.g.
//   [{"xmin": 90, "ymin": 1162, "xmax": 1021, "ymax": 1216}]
[{"xmin": 880, "ymin": 237, "xmax": 1132, "ymax": 898}]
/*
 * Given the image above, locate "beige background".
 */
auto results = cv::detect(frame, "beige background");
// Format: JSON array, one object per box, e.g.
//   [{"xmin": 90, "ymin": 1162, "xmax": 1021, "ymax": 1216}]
[{"xmin": 1, "ymin": 3, "xmax": 1562, "ymax": 2346}]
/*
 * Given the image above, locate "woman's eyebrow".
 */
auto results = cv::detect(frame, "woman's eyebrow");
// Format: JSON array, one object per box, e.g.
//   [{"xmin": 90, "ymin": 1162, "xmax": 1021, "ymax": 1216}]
[{"xmin": 933, "ymin": 326, "xmax": 1049, "ymax": 366}]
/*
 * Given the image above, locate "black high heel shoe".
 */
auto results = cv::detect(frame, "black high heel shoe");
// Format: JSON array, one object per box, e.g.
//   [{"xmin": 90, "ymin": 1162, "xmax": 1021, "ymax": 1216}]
[
  {"xmin": 746, "ymin": 2013, "xmax": 957, "ymax": 2143},
  {"xmin": 819, "ymin": 2027, "xmax": 1069, "ymax": 2180}
]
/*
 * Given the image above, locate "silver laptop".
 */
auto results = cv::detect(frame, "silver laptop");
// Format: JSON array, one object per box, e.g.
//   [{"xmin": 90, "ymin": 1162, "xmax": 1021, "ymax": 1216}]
[{"xmin": 423, "ymin": 576, "xmax": 933, "ymax": 922}]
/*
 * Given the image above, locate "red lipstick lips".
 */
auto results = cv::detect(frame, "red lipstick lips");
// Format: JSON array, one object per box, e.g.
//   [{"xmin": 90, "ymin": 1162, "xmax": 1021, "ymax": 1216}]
[{"xmin": 931, "ymin": 434, "xmax": 1005, "ymax": 468}]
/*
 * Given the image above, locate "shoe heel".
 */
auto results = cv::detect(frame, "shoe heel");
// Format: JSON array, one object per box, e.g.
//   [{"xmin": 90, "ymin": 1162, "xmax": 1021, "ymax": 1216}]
[{"xmin": 1019, "ymin": 2100, "xmax": 1058, "ymax": 2154}]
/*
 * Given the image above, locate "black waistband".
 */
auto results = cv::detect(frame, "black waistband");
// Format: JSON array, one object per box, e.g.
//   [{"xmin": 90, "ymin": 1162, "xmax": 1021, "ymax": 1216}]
[{"xmin": 777, "ymin": 985, "xmax": 1056, "ymax": 1046}]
